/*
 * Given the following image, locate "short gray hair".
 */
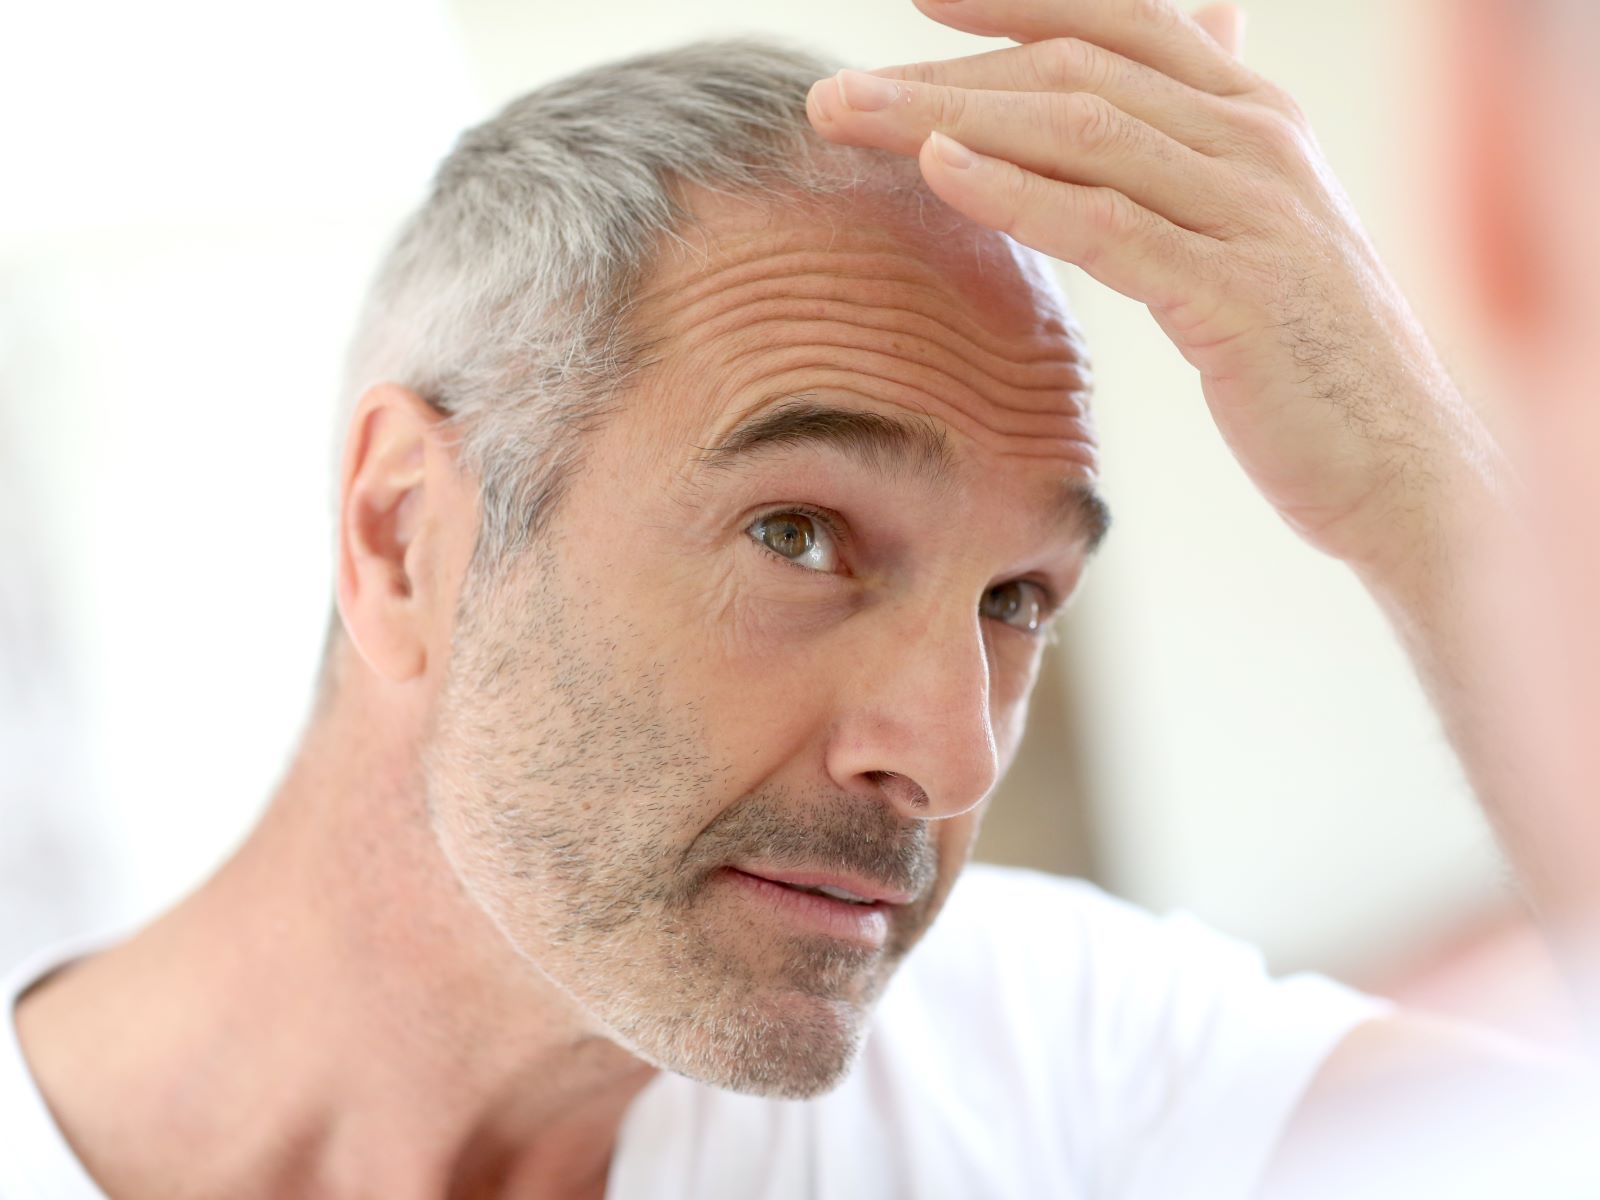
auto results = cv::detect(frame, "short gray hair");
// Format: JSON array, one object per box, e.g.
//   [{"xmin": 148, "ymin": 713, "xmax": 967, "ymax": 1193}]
[{"xmin": 342, "ymin": 38, "xmax": 936, "ymax": 574}]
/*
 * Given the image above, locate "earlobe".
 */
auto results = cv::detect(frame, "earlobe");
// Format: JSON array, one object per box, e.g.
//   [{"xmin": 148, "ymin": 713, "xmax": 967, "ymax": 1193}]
[{"xmin": 335, "ymin": 383, "xmax": 456, "ymax": 684}]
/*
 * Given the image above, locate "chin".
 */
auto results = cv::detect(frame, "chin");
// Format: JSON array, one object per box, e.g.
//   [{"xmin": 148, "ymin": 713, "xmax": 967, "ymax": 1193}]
[{"xmin": 605, "ymin": 985, "xmax": 872, "ymax": 1100}]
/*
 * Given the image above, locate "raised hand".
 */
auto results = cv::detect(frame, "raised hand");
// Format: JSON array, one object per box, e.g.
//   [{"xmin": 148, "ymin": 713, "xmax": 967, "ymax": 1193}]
[{"xmin": 806, "ymin": 0, "xmax": 1503, "ymax": 579}]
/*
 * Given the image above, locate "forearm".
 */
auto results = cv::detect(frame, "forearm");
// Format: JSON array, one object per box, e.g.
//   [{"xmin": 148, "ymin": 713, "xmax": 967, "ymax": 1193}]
[{"xmin": 1351, "ymin": 407, "xmax": 1600, "ymax": 940}]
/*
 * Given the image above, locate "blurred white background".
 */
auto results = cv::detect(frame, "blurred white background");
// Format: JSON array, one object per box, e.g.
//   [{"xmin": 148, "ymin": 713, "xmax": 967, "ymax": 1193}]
[{"xmin": 1, "ymin": 0, "xmax": 1520, "ymax": 998}]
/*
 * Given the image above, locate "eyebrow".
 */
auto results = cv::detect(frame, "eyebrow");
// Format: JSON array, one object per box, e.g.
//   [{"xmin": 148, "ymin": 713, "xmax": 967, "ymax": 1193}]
[{"xmin": 696, "ymin": 395, "xmax": 1111, "ymax": 553}]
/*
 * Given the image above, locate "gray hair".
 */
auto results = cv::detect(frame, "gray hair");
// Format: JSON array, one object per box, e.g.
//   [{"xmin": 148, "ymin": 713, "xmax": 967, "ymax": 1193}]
[{"xmin": 342, "ymin": 38, "xmax": 937, "ymax": 575}]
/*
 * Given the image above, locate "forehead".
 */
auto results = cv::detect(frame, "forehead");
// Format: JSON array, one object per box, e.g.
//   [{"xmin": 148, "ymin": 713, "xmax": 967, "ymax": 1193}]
[{"xmin": 628, "ymin": 187, "xmax": 1098, "ymax": 485}]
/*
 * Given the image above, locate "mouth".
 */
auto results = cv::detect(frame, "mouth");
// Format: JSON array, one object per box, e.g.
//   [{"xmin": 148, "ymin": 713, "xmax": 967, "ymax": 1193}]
[
  {"xmin": 719, "ymin": 866, "xmax": 902, "ymax": 948},
  {"xmin": 731, "ymin": 864, "xmax": 915, "ymax": 905}
]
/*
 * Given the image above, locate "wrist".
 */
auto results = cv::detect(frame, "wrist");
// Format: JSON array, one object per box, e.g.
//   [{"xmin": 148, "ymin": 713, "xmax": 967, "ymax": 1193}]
[{"xmin": 1344, "ymin": 401, "xmax": 1514, "ymax": 618}]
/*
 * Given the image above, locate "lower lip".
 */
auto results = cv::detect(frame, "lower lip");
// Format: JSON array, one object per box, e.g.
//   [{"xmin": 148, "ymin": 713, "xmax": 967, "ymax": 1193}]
[{"xmin": 720, "ymin": 868, "xmax": 891, "ymax": 948}]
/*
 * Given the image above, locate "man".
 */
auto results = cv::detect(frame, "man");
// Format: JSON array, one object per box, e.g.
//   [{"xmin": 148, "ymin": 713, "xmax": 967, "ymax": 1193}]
[{"xmin": 0, "ymin": 4, "xmax": 1552, "ymax": 1197}]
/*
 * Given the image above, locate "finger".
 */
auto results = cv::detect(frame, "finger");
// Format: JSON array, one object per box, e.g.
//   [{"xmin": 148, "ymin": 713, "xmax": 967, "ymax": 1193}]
[
  {"xmin": 867, "ymin": 38, "xmax": 1243, "ymax": 156},
  {"xmin": 1192, "ymin": 3, "xmax": 1247, "ymax": 58},
  {"xmin": 916, "ymin": 131, "xmax": 1218, "ymax": 312},
  {"xmin": 809, "ymin": 71, "xmax": 1236, "ymax": 236},
  {"xmin": 907, "ymin": 0, "xmax": 1255, "ymax": 97}
]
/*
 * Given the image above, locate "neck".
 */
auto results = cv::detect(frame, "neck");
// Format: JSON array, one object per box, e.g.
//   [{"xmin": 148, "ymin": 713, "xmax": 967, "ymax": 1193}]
[{"xmin": 14, "ymin": 696, "xmax": 657, "ymax": 1200}]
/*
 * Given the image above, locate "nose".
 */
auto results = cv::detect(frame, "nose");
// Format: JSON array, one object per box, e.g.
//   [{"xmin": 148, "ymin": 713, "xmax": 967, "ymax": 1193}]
[{"xmin": 824, "ymin": 600, "xmax": 1000, "ymax": 821}]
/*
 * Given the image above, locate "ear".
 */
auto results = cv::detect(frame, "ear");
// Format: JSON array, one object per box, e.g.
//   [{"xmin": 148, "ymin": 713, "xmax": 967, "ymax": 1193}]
[{"xmin": 334, "ymin": 384, "xmax": 468, "ymax": 685}]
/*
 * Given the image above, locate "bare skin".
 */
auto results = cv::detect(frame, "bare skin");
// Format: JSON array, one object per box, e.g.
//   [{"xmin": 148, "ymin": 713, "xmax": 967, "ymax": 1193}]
[
  {"xmin": 14, "ymin": 193, "xmax": 1101, "ymax": 1198},
  {"xmin": 14, "ymin": 714, "xmax": 654, "ymax": 1200},
  {"xmin": 15, "ymin": 2, "xmax": 1583, "ymax": 1196},
  {"xmin": 800, "ymin": 0, "xmax": 1576, "ymax": 1185}
]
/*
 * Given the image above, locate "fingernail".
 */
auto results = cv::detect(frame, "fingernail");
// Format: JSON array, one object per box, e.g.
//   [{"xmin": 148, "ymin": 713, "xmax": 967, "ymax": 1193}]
[
  {"xmin": 929, "ymin": 131, "xmax": 976, "ymax": 170},
  {"xmin": 835, "ymin": 68, "xmax": 902, "ymax": 113}
]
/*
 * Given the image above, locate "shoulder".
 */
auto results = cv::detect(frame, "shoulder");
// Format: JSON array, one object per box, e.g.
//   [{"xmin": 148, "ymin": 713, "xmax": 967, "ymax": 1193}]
[{"xmin": 0, "ymin": 932, "xmax": 122, "ymax": 1200}]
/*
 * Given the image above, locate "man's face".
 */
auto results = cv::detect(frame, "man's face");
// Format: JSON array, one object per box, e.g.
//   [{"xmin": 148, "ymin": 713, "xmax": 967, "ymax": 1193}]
[{"xmin": 421, "ymin": 192, "xmax": 1100, "ymax": 1098}]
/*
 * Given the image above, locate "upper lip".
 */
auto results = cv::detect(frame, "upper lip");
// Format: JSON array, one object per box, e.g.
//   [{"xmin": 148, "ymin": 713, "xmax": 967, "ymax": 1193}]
[{"xmin": 731, "ymin": 864, "xmax": 916, "ymax": 906}]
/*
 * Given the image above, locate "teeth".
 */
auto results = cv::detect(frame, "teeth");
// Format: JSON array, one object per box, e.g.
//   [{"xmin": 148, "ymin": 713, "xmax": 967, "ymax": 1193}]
[{"xmin": 802, "ymin": 884, "xmax": 872, "ymax": 905}]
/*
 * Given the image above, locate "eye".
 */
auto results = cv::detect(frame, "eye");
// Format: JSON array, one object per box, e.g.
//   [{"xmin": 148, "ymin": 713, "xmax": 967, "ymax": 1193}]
[
  {"xmin": 980, "ymin": 580, "xmax": 1052, "ymax": 633},
  {"xmin": 746, "ymin": 509, "xmax": 840, "ymax": 573}
]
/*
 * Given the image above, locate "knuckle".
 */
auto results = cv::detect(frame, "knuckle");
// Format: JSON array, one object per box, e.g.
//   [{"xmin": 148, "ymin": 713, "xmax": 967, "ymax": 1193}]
[
  {"xmin": 888, "ymin": 61, "xmax": 935, "ymax": 87},
  {"xmin": 1236, "ymin": 104, "xmax": 1309, "ymax": 168},
  {"xmin": 929, "ymin": 84, "xmax": 969, "ymax": 130},
  {"xmin": 1034, "ymin": 37, "xmax": 1098, "ymax": 91},
  {"xmin": 1255, "ymin": 81, "xmax": 1309, "ymax": 124},
  {"xmin": 1058, "ymin": 92, "xmax": 1117, "ymax": 152},
  {"xmin": 1081, "ymin": 186, "xmax": 1134, "ymax": 239},
  {"xmin": 1127, "ymin": 0, "xmax": 1176, "ymax": 32}
]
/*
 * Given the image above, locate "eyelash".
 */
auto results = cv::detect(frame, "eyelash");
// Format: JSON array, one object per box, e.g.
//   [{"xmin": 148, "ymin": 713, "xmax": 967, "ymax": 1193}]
[
  {"xmin": 748, "ymin": 504, "xmax": 1068, "ymax": 638},
  {"xmin": 749, "ymin": 503, "xmax": 851, "ymax": 573}
]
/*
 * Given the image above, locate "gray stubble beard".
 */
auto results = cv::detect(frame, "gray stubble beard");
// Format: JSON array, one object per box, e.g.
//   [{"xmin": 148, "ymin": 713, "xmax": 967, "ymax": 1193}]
[{"xmin": 421, "ymin": 546, "xmax": 943, "ymax": 1098}]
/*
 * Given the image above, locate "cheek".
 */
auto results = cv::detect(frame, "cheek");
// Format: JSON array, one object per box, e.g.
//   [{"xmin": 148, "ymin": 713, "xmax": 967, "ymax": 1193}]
[
  {"xmin": 577, "ymin": 549, "xmax": 842, "ymax": 791},
  {"xmin": 684, "ymin": 594, "xmax": 845, "ymax": 774}
]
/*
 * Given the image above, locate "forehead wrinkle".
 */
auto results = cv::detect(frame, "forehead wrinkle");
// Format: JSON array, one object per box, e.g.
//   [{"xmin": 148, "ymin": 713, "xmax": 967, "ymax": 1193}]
[
  {"xmin": 658, "ymin": 266, "xmax": 1092, "ymax": 430},
  {"xmin": 699, "ymin": 287, "xmax": 1086, "ymax": 375},
  {"xmin": 647, "ymin": 245, "xmax": 953, "ymax": 312},
  {"xmin": 708, "ymin": 357, "xmax": 1096, "ymax": 466},
  {"xmin": 665, "ymin": 262, "xmax": 1086, "ymax": 375},
  {"xmin": 663, "ymin": 260, "xmax": 1076, "ymax": 361},
  {"xmin": 710, "ymin": 311, "xmax": 1087, "ymax": 416},
  {"xmin": 635, "ymin": 209, "xmax": 1098, "ymax": 481},
  {"xmin": 648, "ymin": 242, "xmax": 1085, "ymax": 359},
  {"xmin": 694, "ymin": 361, "xmax": 1107, "ymax": 483}
]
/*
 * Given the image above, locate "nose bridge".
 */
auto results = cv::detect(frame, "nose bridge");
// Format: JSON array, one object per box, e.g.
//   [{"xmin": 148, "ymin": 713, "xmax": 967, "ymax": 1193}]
[{"xmin": 836, "ymin": 592, "xmax": 1000, "ymax": 819}]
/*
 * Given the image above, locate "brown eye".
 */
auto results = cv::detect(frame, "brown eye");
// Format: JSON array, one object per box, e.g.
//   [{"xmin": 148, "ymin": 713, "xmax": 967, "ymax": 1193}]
[
  {"xmin": 760, "ymin": 514, "xmax": 814, "ymax": 559},
  {"xmin": 981, "ymin": 581, "xmax": 1048, "ymax": 633},
  {"xmin": 746, "ymin": 511, "xmax": 839, "ymax": 572}
]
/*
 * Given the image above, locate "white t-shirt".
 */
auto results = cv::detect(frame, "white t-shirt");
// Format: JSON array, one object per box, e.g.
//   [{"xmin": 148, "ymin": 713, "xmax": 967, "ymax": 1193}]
[{"xmin": 0, "ymin": 865, "xmax": 1382, "ymax": 1199}]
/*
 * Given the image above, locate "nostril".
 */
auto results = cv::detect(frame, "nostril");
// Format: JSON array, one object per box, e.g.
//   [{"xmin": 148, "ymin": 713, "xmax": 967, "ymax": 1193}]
[{"xmin": 871, "ymin": 770, "xmax": 930, "ymax": 812}]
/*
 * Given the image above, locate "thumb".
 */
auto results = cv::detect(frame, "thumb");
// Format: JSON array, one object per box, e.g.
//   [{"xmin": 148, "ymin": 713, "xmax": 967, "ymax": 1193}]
[{"xmin": 1193, "ymin": 3, "xmax": 1247, "ymax": 58}]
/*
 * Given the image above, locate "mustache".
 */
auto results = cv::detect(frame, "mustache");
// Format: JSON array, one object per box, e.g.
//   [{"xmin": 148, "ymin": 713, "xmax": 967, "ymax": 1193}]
[{"xmin": 683, "ymin": 787, "xmax": 940, "ymax": 903}]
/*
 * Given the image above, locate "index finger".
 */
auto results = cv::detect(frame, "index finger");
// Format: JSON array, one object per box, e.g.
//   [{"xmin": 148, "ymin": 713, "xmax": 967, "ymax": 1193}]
[{"xmin": 907, "ymin": 0, "xmax": 1254, "ymax": 97}]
